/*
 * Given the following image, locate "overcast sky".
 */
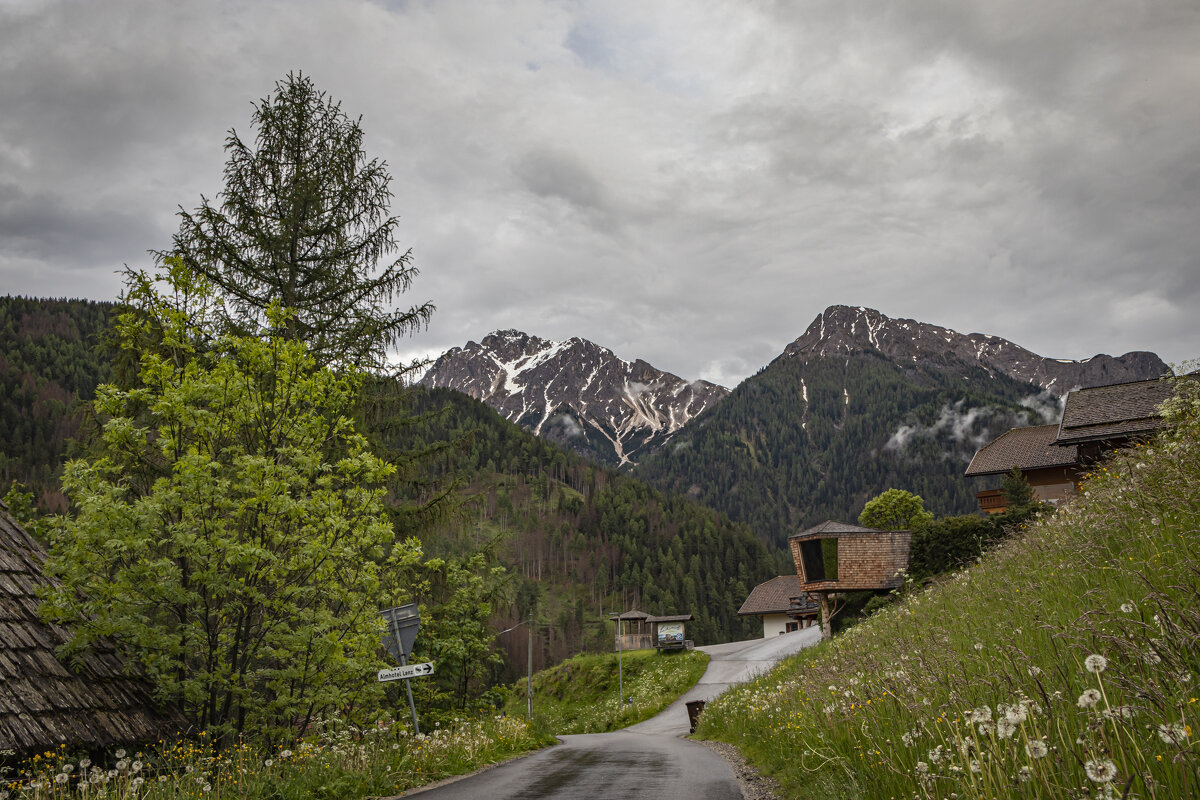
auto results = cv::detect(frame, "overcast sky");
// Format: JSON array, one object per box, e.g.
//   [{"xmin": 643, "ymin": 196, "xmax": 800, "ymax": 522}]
[{"xmin": 2, "ymin": 0, "xmax": 1197, "ymax": 387}]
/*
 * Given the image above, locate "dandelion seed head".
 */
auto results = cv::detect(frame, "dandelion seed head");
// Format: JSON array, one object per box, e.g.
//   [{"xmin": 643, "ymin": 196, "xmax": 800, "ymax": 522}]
[
  {"xmin": 1084, "ymin": 654, "xmax": 1108, "ymax": 674},
  {"xmin": 1085, "ymin": 759, "xmax": 1118, "ymax": 783},
  {"xmin": 1157, "ymin": 722, "xmax": 1187, "ymax": 745},
  {"xmin": 1026, "ymin": 740, "xmax": 1048, "ymax": 759},
  {"xmin": 1077, "ymin": 689, "xmax": 1102, "ymax": 708}
]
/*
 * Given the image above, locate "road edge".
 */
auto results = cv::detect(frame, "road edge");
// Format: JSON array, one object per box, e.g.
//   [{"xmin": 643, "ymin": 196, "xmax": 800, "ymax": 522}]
[{"xmin": 695, "ymin": 738, "xmax": 783, "ymax": 800}]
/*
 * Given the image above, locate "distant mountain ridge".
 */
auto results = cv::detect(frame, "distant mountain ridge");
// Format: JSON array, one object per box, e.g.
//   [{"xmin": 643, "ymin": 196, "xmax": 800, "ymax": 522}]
[
  {"xmin": 634, "ymin": 305, "xmax": 1170, "ymax": 545},
  {"xmin": 781, "ymin": 305, "xmax": 1168, "ymax": 396},
  {"xmin": 418, "ymin": 330, "xmax": 728, "ymax": 466}
]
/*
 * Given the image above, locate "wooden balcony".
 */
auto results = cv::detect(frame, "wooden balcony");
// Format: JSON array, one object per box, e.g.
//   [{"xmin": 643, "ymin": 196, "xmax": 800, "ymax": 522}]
[{"xmin": 976, "ymin": 489, "xmax": 1006, "ymax": 514}]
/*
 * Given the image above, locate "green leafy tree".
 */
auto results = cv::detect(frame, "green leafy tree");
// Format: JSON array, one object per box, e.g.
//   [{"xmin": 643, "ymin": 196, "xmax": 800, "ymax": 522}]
[
  {"xmin": 42, "ymin": 265, "xmax": 422, "ymax": 741},
  {"xmin": 858, "ymin": 488, "xmax": 934, "ymax": 531},
  {"xmin": 168, "ymin": 72, "xmax": 433, "ymax": 371}
]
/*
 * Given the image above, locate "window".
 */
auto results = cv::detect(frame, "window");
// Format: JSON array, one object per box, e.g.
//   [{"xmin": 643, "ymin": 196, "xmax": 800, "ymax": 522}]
[
  {"xmin": 785, "ymin": 621, "xmax": 800, "ymax": 633},
  {"xmin": 800, "ymin": 538, "xmax": 838, "ymax": 582}
]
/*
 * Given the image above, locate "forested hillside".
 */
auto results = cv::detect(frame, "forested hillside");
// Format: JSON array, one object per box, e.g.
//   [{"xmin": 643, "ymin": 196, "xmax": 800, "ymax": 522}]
[
  {"xmin": 2, "ymin": 295, "xmax": 787, "ymax": 677},
  {"xmin": 0, "ymin": 296, "xmax": 116, "ymax": 511},
  {"xmin": 635, "ymin": 349, "xmax": 1052, "ymax": 547},
  {"xmin": 365, "ymin": 384, "xmax": 789, "ymax": 671}
]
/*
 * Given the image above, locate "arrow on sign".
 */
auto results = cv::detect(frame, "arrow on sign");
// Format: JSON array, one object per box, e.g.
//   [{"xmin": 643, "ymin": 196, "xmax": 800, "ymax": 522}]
[{"xmin": 378, "ymin": 662, "xmax": 436, "ymax": 682}]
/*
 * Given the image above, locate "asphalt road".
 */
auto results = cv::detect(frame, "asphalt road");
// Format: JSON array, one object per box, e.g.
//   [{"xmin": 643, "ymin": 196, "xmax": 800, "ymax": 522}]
[{"xmin": 399, "ymin": 629, "xmax": 821, "ymax": 799}]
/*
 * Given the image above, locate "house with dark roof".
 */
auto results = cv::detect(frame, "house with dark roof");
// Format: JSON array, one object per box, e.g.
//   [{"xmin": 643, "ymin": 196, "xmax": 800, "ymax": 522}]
[
  {"xmin": 965, "ymin": 377, "xmax": 1179, "ymax": 514},
  {"xmin": 1055, "ymin": 378, "xmax": 1175, "ymax": 462},
  {"xmin": 737, "ymin": 575, "xmax": 818, "ymax": 637},
  {"xmin": 0, "ymin": 500, "xmax": 183, "ymax": 757},
  {"xmin": 789, "ymin": 521, "xmax": 912, "ymax": 638},
  {"xmin": 965, "ymin": 424, "xmax": 1082, "ymax": 513}
]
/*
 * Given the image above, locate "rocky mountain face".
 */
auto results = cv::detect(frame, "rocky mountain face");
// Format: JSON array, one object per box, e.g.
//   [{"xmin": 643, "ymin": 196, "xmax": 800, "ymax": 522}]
[
  {"xmin": 780, "ymin": 305, "xmax": 1168, "ymax": 397},
  {"xmin": 418, "ymin": 330, "xmax": 728, "ymax": 466},
  {"xmin": 634, "ymin": 306, "xmax": 1170, "ymax": 546}
]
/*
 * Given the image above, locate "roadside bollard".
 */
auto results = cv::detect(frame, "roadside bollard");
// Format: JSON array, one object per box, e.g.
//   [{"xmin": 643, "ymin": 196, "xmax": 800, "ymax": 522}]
[{"xmin": 686, "ymin": 700, "xmax": 706, "ymax": 733}]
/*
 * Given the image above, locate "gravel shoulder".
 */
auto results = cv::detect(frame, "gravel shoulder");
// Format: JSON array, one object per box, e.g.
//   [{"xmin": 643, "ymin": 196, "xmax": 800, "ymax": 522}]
[{"xmin": 696, "ymin": 739, "xmax": 783, "ymax": 800}]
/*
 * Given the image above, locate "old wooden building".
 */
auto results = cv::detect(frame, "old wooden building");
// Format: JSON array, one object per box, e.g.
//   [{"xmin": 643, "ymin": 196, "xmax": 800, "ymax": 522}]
[
  {"xmin": 966, "ymin": 377, "xmax": 1178, "ymax": 514},
  {"xmin": 789, "ymin": 520, "xmax": 911, "ymax": 638},
  {"xmin": 612, "ymin": 609, "xmax": 695, "ymax": 650},
  {"xmin": 966, "ymin": 424, "xmax": 1082, "ymax": 513},
  {"xmin": 0, "ymin": 500, "xmax": 182, "ymax": 756}
]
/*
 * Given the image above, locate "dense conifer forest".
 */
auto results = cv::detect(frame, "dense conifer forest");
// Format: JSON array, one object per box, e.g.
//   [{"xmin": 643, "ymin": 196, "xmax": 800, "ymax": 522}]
[
  {"xmin": 635, "ymin": 350, "xmax": 1051, "ymax": 547},
  {"xmin": 0, "ymin": 296, "xmax": 116, "ymax": 511}
]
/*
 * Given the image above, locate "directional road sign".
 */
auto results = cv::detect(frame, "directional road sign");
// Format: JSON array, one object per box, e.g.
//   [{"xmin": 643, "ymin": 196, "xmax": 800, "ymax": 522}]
[{"xmin": 378, "ymin": 662, "xmax": 436, "ymax": 682}]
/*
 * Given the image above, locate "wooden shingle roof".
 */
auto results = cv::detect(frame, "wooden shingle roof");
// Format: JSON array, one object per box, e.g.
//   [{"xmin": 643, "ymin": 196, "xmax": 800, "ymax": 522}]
[
  {"xmin": 1055, "ymin": 378, "xmax": 1174, "ymax": 445},
  {"xmin": 0, "ymin": 500, "xmax": 182, "ymax": 756},
  {"xmin": 738, "ymin": 576, "xmax": 804, "ymax": 616},
  {"xmin": 790, "ymin": 520, "xmax": 886, "ymax": 540},
  {"xmin": 965, "ymin": 424, "xmax": 1080, "ymax": 477}
]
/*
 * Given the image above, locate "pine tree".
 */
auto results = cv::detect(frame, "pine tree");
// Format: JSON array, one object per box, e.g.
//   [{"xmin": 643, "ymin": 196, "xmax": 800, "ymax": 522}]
[{"xmin": 168, "ymin": 72, "xmax": 432, "ymax": 372}]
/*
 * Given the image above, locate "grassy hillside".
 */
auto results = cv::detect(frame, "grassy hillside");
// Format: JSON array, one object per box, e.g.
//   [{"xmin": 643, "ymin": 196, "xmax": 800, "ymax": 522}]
[
  {"xmin": 697, "ymin": 375, "xmax": 1198, "ymax": 799},
  {"xmin": 504, "ymin": 649, "xmax": 709, "ymax": 734}
]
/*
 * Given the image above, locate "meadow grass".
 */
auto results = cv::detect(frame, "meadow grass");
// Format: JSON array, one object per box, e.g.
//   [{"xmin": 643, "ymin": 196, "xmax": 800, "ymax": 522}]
[
  {"xmin": 698, "ymin": 381, "xmax": 1199, "ymax": 799},
  {"xmin": 506, "ymin": 648, "xmax": 710, "ymax": 734},
  {"xmin": 1, "ymin": 713, "xmax": 553, "ymax": 800}
]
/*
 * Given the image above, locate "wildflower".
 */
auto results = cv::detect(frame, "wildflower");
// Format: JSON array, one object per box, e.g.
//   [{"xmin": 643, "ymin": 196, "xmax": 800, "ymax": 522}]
[
  {"xmin": 1120, "ymin": 602, "xmax": 1134, "ymax": 614},
  {"xmin": 1157, "ymin": 722, "xmax": 1187, "ymax": 745},
  {"xmin": 116, "ymin": 759, "xmax": 129, "ymax": 772},
  {"xmin": 1028, "ymin": 665, "xmax": 1043, "ymax": 677},
  {"xmin": 132, "ymin": 760, "xmax": 143, "ymax": 773},
  {"xmin": 997, "ymin": 718, "xmax": 1017, "ymax": 740},
  {"xmin": 54, "ymin": 774, "xmax": 68, "ymax": 785},
  {"xmin": 1085, "ymin": 759, "xmax": 1118, "ymax": 783},
  {"xmin": 159, "ymin": 776, "xmax": 168, "ymax": 783},
  {"xmin": 1017, "ymin": 766, "xmax": 1032, "ymax": 782},
  {"xmin": 264, "ymin": 759, "xmax": 274, "ymax": 767},
  {"xmin": 79, "ymin": 758, "xmax": 91, "ymax": 769},
  {"xmin": 1026, "ymin": 740, "xmax": 1048, "ymax": 759},
  {"xmin": 1077, "ymin": 689, "xmax": 1102, "ymax": 708},
  {"xmin": 969, "ymin": 706, "xmax": 992, "ymax": 723},
  {"xmin": 973, "ymin": 642, "xmax": 983, "ymax": 651},
  {"xmin": 279, "ymin": 749, "xmax": 293, "ymax": 758},
  {"xmin": 901, "ymin": 732, "xmax": 915, "ymax": 747},
  {"xmin": 202, "ymin": 783, "xmax": 212, "ymax": 793},
  {"xmin": 131, "ymin": 777, "xmax": 144, "ymax": 788},
  {"xmin": 115, "ymin": 749, "xmax": 126, "ymax": 759},
  {"xmin": 1084, "ymin": 654, "xmax": 1108, "ymax": 674},
  {"xmin": 969, "ymin": 760, "xmax": 981, "ymax": 773},
  {"xmin": 915, "ymin": 761, "xmax": 929, "ymax": 774}
]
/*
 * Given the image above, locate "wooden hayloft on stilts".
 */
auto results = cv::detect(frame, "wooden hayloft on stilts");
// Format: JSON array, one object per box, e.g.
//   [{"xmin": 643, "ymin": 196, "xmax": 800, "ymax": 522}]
[
  {"xmin": 0, "ymin": 500, "xmax": 183, "ymax": 757},
  {"xmin": 789, "ymin": 521, "xmax": 912, "ymax": 639}
]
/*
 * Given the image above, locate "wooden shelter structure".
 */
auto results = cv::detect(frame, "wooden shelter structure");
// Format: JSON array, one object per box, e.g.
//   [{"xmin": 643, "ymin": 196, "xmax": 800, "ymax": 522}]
[
  {"xmin": 789, "ymin": 521, "xmax": 911, "ymax": 639},
  {"xmin": 0, "ymin": 500, "xmax": 182, "ymax": 757},
  {"xmin": 612, "ymin": 609, "xmax": 694, "ymax": 651},
  {"xmin": 737, "ymin": 576, "xmax": 818, "ymax": 637}
]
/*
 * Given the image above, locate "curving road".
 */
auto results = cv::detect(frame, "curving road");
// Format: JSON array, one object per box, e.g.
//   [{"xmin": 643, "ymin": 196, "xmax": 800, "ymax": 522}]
[{"xmin": 398, "ymin": 628, "xmax": 821, "ymax": 799}]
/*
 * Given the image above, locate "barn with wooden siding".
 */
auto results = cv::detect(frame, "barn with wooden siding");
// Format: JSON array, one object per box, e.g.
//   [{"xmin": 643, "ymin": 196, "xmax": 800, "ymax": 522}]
[{"xmin": 0, "ymin": 500, "xmax": 183, "ymax": 756}]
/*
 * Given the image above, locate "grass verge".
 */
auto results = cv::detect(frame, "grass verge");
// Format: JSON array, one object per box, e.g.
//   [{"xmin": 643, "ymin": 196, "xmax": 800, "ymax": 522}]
[
  {"xmin": 506, "ymin": 648, "xmax": 710, "ymax": 734},
  {"xmin": 698, "ymin": 377, "xmax": 1199, "ymax": 799},
  {"xmin": 1, "ymin": 714, "xmax": 554, "ymax": 799}
]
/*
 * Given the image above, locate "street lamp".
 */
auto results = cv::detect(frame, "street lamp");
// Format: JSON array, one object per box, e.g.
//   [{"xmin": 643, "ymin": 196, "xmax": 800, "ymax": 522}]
[
  {"xmin": 497, "ymin": 617, "xmax": 534, "ymax": 719},
  {"xmin": 607, "ymin": 612, "xmax": 624, "ymax": 707}
]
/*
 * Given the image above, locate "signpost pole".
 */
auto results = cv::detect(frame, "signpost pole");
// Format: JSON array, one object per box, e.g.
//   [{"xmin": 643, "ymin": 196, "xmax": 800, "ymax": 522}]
[
  {"xmin": 390, "ymin": 615, "xmax": 420, "ymax": 736},
  {"xmin": 616, "ymin": 615, "xmax": 624, "ymax": 707},
  {"xmin": 526, "ymin": 616, "xmax": 533, "ymax": 720}
]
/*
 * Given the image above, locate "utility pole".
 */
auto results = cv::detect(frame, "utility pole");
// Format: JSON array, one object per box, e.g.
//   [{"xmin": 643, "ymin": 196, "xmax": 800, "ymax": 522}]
[
  {"xmin": 527, "ymin": 616, "xmax": 533, "ymax": 720},
  {"xmin": 609, "ymin": 612, "xmax": 624, "ymax": 706}
]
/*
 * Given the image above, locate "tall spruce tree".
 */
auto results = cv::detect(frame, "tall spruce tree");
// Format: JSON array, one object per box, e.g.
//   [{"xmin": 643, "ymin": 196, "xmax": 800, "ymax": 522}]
[{"xmin": 168, "ymin": 72, "xmax": 432, "ymax": 371}]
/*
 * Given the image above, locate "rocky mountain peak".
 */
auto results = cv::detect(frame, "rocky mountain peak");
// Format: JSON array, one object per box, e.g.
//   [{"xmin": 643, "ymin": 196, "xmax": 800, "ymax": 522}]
[
  {"xmin": 419, "ymin": 331, "xmax": 728, "ymax": 467},
  {"xmin": 781, "ymin": 305, "xmax": 1168, "ymax": 397}
]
